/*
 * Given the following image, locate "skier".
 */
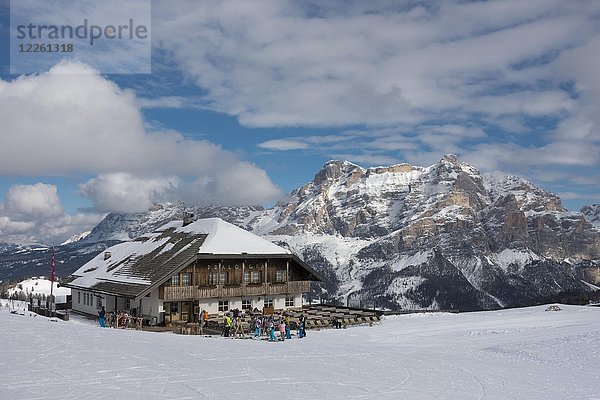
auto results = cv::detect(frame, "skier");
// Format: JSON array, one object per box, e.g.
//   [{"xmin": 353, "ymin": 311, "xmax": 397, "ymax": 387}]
[
  {"xmin": 98, "ymin": 306, "xmax": 106, "ymax": 328},
  {"xmin": 285, "ymin": 315, "xmax": 291, "ymax": 339},
  {"xmin": 223, "ymin": 313, "xmax": 232, "ymax": 337},
  {"xmin": 278, "ymin": 318, "xmax": 286, "ymax": 341},
  {"xmin": 199, "ymin": 309, "xmax": 205, "ymax": 335},
  {"xmin": 234, "ymin": 314, "xmax": 245, "ymax": 338},
  {"xmin": 202, "ymin": 310, "xmax": 209, "ymax": 332},
  {"xmin": 298, "ymin": 311, "xmax": 307, "ymax": 338},
  {"xmin": 268, "ymin": 316, "xmax": 276, "ymax": 341},
  {"xmin": 254, "ymin": 315, "xmax": 262, "ymax": 337}
]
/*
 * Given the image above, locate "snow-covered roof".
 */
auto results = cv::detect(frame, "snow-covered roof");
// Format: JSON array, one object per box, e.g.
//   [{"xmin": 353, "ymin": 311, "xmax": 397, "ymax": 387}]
[{"xmin": 159, "ymin": 218, "xmax": 291, "ymax": 255}]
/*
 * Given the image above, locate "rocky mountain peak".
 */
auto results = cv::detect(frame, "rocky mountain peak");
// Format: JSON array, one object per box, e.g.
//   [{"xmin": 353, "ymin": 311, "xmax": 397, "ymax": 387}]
[
  {"xmin": 482, "ymin": 171, "xmax": 565, "ymax": 213},
  {"xmin": 313, "ymin": 160, "xmax": 363, "ymax": 186},
  {"xmin": 441, "ymin": 153, "xmax": 459, "ymax": 164}
]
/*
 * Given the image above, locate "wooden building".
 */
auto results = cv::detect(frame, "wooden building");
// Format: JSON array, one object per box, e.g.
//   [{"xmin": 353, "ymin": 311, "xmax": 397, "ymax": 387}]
[{"xmin": 63, "ymin": 218, "xmax": 323, "ymax": 324}]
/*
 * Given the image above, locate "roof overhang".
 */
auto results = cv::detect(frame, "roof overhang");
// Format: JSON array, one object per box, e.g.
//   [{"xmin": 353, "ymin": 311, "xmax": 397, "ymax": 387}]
[
  {"xmin": 62, "ymin": 281, "xmax": 140, "ymax": 299},
  {"xmin": 196, "ymin": 253, "xmax": 325, "ymax": 282}
]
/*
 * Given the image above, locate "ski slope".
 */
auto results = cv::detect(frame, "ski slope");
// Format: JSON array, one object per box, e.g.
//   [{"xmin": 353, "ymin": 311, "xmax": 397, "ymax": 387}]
[{"xmin": 0, "ymin": 302, "xmax": 599, "ymax": 399}]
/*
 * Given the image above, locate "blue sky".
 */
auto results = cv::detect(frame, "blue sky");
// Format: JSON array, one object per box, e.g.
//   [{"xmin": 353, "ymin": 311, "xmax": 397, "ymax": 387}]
[{"xmin": 0, "ymin": 0, "xmax": 599, "ymax": 244}]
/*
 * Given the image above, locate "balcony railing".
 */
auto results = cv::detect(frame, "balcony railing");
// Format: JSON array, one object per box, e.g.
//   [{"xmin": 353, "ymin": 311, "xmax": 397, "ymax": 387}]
[{"xmin": 162, "ymin": 280, "xmax": 311, "ymax": 300}]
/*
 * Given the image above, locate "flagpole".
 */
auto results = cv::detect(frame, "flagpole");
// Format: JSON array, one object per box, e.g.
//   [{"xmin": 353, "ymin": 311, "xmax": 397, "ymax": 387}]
[{"xmin": 50, "ymin": 246, "xmax": 55, "ymax": 317}]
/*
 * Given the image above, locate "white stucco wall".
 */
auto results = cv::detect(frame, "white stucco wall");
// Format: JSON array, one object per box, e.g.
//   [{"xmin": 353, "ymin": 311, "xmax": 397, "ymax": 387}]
[
  {"xmin": 71, "ymin": 289, "xmax": 104, "ymax": 316},
  {"xmin": 193, "ymin": 293, "xmax": 303, "ymax": 315},
  {"xmin": 73, "ymin": 289, "xmax": 304, "ymax": 322},
  {"xmin": 139, "ymin": 288, "xmax": 162, "ymax": 321}
]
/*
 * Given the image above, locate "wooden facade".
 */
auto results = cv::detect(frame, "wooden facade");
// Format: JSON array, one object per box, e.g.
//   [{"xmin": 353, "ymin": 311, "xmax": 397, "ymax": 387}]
[{"xmin": 160, "ymin": 258, "xmax": 311, "ymax": 301}]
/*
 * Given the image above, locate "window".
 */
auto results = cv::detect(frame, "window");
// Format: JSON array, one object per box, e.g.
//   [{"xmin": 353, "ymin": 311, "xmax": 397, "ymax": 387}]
[
  {"xmin": 243, "ymin": 270, "xmax": 250, "ymax": 284},
  {"xmin": 208, "ymin": 271, "xmax": 218, "ymax": 285},
  {"xmin": 264, "ymin": 297, "xmax": 273, "ymax": 308},
  {"xmin": 171, "ymin": 275, "xmax": 180, "ymax": 286},
  {"xmin": 125, "ymin": 298, "xmax": 131, "ymax": 310},
  {"xmin": 285, "ymin": 296, "xmax": 295, "ymax": 307},
  {"xmin": 97, "ymin": 296, "xmax": 103, "ymax": 309},
  {"xmin": 276, "ymin": 270, "xmax": 287, "ymax": 283},
  {"xmin": 242, "ymin": 299, "xmax": 251, "ymax": 310},
  {"xmin": 164, "ymin": 302, "xmax": 171, "ymax": 315},
  {"xmin": 77, "ymin": 291, "xmax": 81, "ymax": 304},
  {"xmin": 85, "ymin": 293, "xmax": 88, "ymax": 306},
  {"xmin": 251, "ymin": 271, "xmax": 260, "ymax": 283},
  {"xmin": 181, "ymin": 272, "xmax": 191, "ymax": 286},
  {"xmin": 171, "ymin": 302, "xmax": 179, "ymax": 314},
  {"xmin": 218, "ymin": 300, "xmax": 229, "ymax": 312},
  {"xmin": 220, "ymin": 271, "xmax": 228, "ymax": 285}
]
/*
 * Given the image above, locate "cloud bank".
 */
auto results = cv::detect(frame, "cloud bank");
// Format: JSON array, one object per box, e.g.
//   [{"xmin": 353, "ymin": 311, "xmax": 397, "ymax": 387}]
[
  {"xmin": 0, "ymin": 183, "xmax": 102, "ymax": 245},
  {"xmin": 0, "ymin": 61, "xmax": 282, "ymax": 243},
  {"xmin": 155, "ymin": 0, "xmax": 600, "ymax": 195}
]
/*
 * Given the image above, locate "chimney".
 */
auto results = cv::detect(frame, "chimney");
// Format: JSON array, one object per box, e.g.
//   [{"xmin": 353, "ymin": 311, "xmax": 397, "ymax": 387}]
[
  {"xmin": 104, "ymin": 251, "xmax": 112, "ymax": 260},
  {"xmin": 183, "ymin": 212, "xmax": 195, "ymax": 227}
]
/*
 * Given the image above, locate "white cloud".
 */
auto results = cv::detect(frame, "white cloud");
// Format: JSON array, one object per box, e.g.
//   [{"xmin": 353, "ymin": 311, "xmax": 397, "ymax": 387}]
[
  {"xmin": 258, "ymin": 139, "xmax": 310, "ymax": 151},
  {"xmin": 0, "ymin": 183, "xmax": 103, "ymax": 245},
  {"xmin": 79, "ymin": 173, "xmax": 179, "ymax": 213},
  {"xmin": 0, "ymin": 217, "xmax": 35, "ymax": 235},
  {"xmin": 4, "ymin": 183, "xmax": 63, "ymax": 218},
  {"xmin": 181, "ymin": 163, "xmax": 283, "ymax": 207},
  {"xmin": 152, "ymin": 0, "xmax": 600, "ymax": 199},
  {"xmin": 0, "ymin": 61, "xmax": 282, "ymax": 213},
  {"xmin": 153, "ymin": 0, "xmax": 597, "ymax": 127},
  {"xmin": 138, "ymin": 96, "xmax": 208, "ymax": 110}
]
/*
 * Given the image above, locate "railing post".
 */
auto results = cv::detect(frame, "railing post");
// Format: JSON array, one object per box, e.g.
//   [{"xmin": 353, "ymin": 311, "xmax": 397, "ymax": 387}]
[
  {"xmin": 264, "ymin": 260, "xmax": 268, "ymax": 296},
  {"xmin": 218, "ymin": 260, "xmax": 222, "ymax": 298},
  {"xmin": 242, "ymin": 261, "xmax": 245, "ymax": 297},
  {"xmin": 286, "ymin": 260, "xmax": 290, "ymax": 295}
]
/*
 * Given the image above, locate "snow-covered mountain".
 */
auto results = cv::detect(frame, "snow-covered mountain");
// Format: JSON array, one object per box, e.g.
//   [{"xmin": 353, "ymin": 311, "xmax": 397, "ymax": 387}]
[
  {"xmin": 1, "ymin": 155, "xmax": 598, "ymax": 310},
  {"xmin": 60, "ymin": 231, "xmax": 91, "ymax": 246},
  {"xmin": 582, "ymin": 204, "xmax": 600, "ymax": 230},
  {"xmin": 247, "ymin": 155, "xmax": 599, "ymax": 310},
  {"xmin": 82, "ymin": 203, "xmax": 264, "ymax": 243}
]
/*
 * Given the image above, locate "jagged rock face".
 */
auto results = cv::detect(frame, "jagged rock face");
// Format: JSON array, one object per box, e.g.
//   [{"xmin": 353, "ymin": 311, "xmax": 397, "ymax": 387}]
[
  {"xmin": 84, "ymin": 204, "xmax": 264, "ymax": 243},
  {"xmin": 1, "ymin": 156, "xmax": 598, "ymax": 310},
  {"xmin": 253, "ymin": 156, "xmax": 599, "ymax": 310},
  {"xmin": 0, "ymin": 242, "xmax": 18, "ymax": 253},
  {"xmin": 358, "ymin": 251, "xmax": 498, "ymax": 311},
  {"xmin": 263, "ymin": 160, "xmax": 412, "ymax": 238},
  {"xmin": 582, "ymin": 204, "xmax": 600, "ymax": 229},
  {"xmin": 255, "ymin": 155, "xmax": 491, "ymax": 240},
  {"xmin": 482, "ymin": 194, "xmax": 530, "ymax": 251}
]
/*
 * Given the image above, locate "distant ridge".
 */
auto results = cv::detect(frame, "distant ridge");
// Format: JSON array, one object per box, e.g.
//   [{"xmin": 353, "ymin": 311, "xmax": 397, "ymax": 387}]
[{"xmin": 1, "ymin": 156, "xmax": 599, "ymax": 310}]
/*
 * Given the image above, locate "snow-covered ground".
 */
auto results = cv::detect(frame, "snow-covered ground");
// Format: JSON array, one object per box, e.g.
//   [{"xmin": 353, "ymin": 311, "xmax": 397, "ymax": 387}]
[{"xmin": 0, "ymin": 302, "xmax": 599, "ymax": 399}]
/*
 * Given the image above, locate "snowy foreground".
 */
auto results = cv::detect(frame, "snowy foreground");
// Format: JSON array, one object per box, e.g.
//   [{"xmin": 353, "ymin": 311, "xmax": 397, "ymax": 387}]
[{"xmin": 1, "ymin": 303, "xmax": 599, "ymax": 400}]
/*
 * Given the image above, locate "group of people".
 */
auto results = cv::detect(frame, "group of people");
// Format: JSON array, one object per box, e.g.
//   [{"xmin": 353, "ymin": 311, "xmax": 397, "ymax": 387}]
[
  {"xmin": 98, "ymin": 306, "xmax": 143, "ymax": 330},
  {"xmin": 222, "ymin": 308, "xmax": 246, "ymax": 338},
  {"xmin": 221, "ymin": 308, "xmax": 308, "ymax": 341}
]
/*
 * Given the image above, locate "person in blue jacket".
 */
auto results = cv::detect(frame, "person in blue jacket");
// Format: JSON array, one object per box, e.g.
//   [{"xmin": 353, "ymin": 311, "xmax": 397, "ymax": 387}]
[{"xmin": 98, "ymin": 306, "xmax": 106, "ymax": 328}]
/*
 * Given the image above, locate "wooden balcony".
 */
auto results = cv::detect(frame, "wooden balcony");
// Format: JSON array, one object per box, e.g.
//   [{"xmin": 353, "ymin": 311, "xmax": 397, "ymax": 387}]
[{"xmin": 162, "ymin": 280, "xmax": 311, "ymax": 300}]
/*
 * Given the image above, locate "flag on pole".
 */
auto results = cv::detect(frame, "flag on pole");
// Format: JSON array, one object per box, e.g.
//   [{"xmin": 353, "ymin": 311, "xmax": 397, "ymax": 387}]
[
  {"xmin": 50, "ymin": 247, "xmax": 56, "ymax": 284},
  {"xmin": 49, "ymin": 246, "xmax": 56, "ymax": 316}
]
